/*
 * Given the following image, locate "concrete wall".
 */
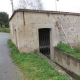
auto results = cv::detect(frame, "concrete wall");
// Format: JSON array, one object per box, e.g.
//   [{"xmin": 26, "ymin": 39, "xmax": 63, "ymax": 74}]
[
  {"xmin": 54, "ymin": 48, "xmax": 80, "ymax": 76},
  {"xmin": 9, "ymin": 10, "xmax": 80, "ymax": 59},
  {"xmin": 54, "ymin": 15, "xmax": 80, "ymax": 46},
  {"xmin": 9, "ymin": 12, "xmax": 18, "ymax": 46}
]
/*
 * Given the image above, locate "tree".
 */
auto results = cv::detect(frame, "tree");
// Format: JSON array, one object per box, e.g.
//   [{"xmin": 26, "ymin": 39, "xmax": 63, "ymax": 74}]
[
  {"xmin": 0, "ymin": 12, "xmax": 9, "ymax": 28},
  {"xmin": 18, "ymin": 0, "xmax": 43, "ymax": 10}
]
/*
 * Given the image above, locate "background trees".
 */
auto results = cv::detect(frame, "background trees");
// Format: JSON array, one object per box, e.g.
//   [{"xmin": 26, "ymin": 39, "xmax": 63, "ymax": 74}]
[
  {"xmin": 0, "ymin": 12, "xmax": 9, "ymax": 28},
  {"xmin": 18, "ymin": 0, "xmax": 43, "ymax": 10}
]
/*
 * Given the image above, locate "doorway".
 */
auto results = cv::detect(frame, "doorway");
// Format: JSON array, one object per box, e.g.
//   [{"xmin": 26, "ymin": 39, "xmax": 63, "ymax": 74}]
[{"xmin": 38, "ymin": 28, "xmax": 50, "ymax": 58}]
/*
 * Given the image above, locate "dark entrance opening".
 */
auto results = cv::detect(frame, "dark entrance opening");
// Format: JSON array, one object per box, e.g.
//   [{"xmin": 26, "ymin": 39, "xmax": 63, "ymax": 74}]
[{"xmin": 38, "ymin": 28, "xmax": 50, "ymax": 58}]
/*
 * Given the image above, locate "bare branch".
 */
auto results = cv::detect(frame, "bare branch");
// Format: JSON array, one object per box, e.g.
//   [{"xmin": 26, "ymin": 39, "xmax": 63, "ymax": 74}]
[{"xmin": 18, "ymin": 0, "xmax": 43, "ymax": 10}]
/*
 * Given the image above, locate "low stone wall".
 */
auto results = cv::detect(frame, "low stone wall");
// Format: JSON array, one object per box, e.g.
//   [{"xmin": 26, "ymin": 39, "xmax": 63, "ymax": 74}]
[{"xmin": 54, "ymin": 48, "xmax": 80, "ymax": 77}]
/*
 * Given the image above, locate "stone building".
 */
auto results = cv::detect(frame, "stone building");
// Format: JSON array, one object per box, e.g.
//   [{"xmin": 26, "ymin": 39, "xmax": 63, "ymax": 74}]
[{"xmin": 9, "ymin": 9, "xmax": 80, "ymax": 61}]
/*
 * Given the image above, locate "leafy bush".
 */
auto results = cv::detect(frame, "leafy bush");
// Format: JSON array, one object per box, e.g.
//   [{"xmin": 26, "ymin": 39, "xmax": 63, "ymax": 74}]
[
  {"xmin": 0, "ymin": 25, "xmax": 10, "ymax": 33},
  {"xmin": 56, "ymin": 42, "xmax": 80, "ymax": 58},
  {"xmin": 7, "ymin": 39, "xmax": 69, "ymax": 80}
]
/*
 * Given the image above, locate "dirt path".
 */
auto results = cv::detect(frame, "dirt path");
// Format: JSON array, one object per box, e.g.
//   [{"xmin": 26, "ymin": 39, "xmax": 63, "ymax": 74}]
[{"xmin": 0, "ymin": 32, "xmax": 24, "ymax": 80}]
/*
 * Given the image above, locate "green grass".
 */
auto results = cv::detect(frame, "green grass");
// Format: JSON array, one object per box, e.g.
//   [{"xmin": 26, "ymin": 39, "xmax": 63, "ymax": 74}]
[
  {"xmin": 7, "ymin": 39, "xmax": 69, "ymax": 80},
  {"xmin": 56, "ymin": 42, "xmax": 80, "ymax": 58}
]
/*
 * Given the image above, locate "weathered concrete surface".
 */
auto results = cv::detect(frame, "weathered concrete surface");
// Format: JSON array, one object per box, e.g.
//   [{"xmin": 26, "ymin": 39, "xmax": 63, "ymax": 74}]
[
  {"xmin": 0, "ymin": 32, "xmax": 24, "ymax": 80},
  {"xmin": 54, "ymin": 48, "xmax": 80, "ymax": 77}
]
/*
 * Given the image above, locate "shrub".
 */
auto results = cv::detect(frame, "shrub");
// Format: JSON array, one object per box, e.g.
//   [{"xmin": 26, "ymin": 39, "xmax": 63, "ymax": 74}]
[{"xmin": 0, "ymin": 25, "xmax": 10, "ymax": 33}]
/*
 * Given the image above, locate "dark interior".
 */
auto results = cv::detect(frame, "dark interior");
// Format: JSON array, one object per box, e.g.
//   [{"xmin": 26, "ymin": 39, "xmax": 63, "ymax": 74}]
[{"xmin": 38, "ymin": 28, "xmax": 50, "ymax": 58}]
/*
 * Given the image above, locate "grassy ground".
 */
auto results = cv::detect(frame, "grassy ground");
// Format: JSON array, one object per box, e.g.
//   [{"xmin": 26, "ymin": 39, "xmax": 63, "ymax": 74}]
[
  {"xmin": 7, "ymin": 39, "xmax": 69, "ymax": 80},
  {"xmin": 56, "ymin": 42, "xmax": 80, "ymax": 58},
  {"xmin": 0, "ymin": 28, "xmax": 10, "ymax": 33}
]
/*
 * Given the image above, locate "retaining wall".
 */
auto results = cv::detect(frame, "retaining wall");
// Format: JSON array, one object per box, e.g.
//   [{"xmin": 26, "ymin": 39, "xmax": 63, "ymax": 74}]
[{"xmin": 54, "ymin": 48, "xmax": 80, "ymax": 76}]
